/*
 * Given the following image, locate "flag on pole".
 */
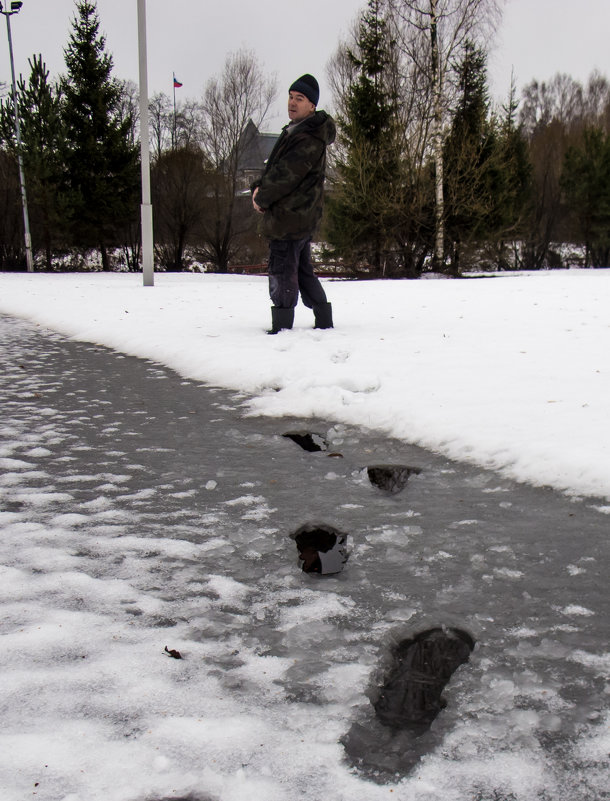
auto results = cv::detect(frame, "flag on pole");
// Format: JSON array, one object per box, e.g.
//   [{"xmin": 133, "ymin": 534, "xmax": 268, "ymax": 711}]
[{"xmin": 173, "ymin": 74, "xmax": 183, "ymax": 88}]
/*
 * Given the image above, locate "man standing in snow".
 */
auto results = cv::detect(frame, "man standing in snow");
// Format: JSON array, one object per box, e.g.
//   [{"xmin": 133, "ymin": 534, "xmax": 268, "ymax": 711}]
[{"xmin": 251, "ymin": 74, "xmax": 336, "ymax": 334}]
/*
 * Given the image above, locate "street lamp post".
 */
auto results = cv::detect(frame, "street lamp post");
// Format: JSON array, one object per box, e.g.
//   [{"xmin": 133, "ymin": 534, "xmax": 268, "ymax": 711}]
[
  {"xmin": 137, "ymin": 0, "xmax": 154, "ymax": 286},
  {"xmin": 1, "ymin": 1, "xmax": 33, "ymax": 272}
]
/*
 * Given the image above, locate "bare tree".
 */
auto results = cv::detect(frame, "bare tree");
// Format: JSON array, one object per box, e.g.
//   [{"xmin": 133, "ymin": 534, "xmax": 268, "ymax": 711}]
[
  {"xmin": 519, "ymin": 74, "xmax": 584, "ymax": 137},
  {"xmin": 326, "ymin": 21, "xmax": 361, "ymax": 117},
  {"xmin": 388, "ymin": 0, "xmax": 503, "ymax": 269},
  {"xmin": 115, "ymin": 79, "xmax": 140, "ymax": 146},
  {"xmin": 149, "ymin": 92, "xmax": 173, "ymax": 159},
  {"xmin": 199, "ymin": 49, "xmax": 277, "ymax": 271},
  {"xmin": 583, "ymin": 71, "xmax": 610, "ymax": 131},
  {"xmin": 148, "ymin": 91, "xmax": 203, "ymax": 159},
  {"xmin": 174, "ymin": 98, "xmax": 203, "ymax": 150},
  {"xmin": 518, "ymin": 71, "xmax": 610, "ymax": 268},
  {"xmin": 152, "ymin": 145, "xmax": 209, "ymax": 270}
]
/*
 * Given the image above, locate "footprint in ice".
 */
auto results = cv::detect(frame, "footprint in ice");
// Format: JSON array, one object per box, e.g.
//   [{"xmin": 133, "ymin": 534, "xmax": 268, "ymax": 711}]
[
  {"xmin": 342, "ymin": 627, "xmax": 475, "ymax": 780},
  {"xmin": 373, "ymin": 627, "xmax": 475, "ymax": 733},
  {"xmin": 282, "ymin": 430, "xmax": 329, "ymax": 452},
  {"xmin": 290, "ymin": 522, "xmax": 350, "ymax": 574},
  {"xmin": 367, "ymin": 464, "xmax": 421, "ymax": 494}
]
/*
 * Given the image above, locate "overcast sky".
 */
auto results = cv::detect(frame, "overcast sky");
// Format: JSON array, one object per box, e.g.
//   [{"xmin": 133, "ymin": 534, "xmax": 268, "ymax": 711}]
[{"xmin": 2, "ymin": 0, "xmax": 610, "ymax": 130}]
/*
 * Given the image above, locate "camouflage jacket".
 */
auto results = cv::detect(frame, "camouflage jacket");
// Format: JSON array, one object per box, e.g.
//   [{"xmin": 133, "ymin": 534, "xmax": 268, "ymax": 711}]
[{"xmin": 252, "ymin": 110, "xmax": 336, "ymax": 241}]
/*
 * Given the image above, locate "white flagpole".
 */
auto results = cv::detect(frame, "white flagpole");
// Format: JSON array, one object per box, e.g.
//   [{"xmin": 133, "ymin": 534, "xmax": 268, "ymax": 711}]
[{"xmin": 172, "ymin": 73, "xmax": 177, "ymax": 148}]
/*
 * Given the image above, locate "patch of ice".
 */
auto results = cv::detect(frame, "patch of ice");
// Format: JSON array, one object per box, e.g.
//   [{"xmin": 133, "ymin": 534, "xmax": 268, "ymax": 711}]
[
  {"xmin": 206, "ymin": 575, "xmax": 252, "ymax": 607},
  {"xmin": 224, "ymin": 494, "xmax": 265, "ymax": 507},
  {"xmin": 0, "ymin": 457, "xmax": 34, "ymax": 470},
  {"xmin": 559, "ymin": 605, "xmax": 595, "ymax": 617},
  {"xmin": 493, "ymin": 567, "xmax": 524, "ymax": 579},
  {"xmin": 23, "ymin": 447, "xmax": 52, "ymax": 457},
  {"xmin": 12, "ymin": 491, "xmax": 74, "ymax": 506},
  {"xmin": 568, "ymin": 650, "xmax": 610, "ymax": 673},
  {"xmin": 49, "ymin": 513, "xmax": 89, "ymax": 526},
  {"xmin": 121, "ymin": 488, "xmax": 157, "ymax": 500},
  {"xmin": 278, "ymin": 593, "xmax": 356, "ymax": 629}
]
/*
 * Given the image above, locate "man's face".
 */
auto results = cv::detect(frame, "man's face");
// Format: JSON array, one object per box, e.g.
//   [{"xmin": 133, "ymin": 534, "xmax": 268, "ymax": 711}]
[{"xmin": 288, "ymin": 91, "xmax": 315, "ymax": 122}]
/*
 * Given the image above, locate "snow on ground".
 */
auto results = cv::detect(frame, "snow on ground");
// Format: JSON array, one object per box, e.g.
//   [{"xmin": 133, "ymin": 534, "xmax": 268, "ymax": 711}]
[
  {"xmin": 0, "ymin": 275, "xmax": 608, "ymax": 801},
  {"xmin": 1, "ymin": 268, "xmax": 608, "ymax": 501}
]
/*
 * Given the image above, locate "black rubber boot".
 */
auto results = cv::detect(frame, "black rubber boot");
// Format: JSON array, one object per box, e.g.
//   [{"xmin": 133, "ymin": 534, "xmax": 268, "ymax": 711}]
[
  {"xmin": 313, "ymin": 302, "xmax": 333, "ymax": 329},
  {"xmin": 268, "ymin": 306, "xmax": 294, "ymax": 335}
]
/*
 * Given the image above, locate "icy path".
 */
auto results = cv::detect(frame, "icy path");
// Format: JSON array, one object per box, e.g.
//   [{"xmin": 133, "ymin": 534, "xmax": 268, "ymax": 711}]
[{"xmin": 0, "ymin": 314, "xmax": 608, "ymax": 801}]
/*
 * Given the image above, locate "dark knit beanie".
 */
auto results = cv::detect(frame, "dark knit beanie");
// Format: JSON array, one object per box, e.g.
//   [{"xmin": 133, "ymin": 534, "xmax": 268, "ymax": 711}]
[{"xmin": 289, "ymin": 74, "xmax": 319, "ymax": 106}]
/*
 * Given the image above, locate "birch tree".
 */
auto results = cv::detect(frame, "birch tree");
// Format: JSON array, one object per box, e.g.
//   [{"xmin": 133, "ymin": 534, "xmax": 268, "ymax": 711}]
[{"xmin": 388, "ymin": 0, "xmax": 502, "ymax": 270}]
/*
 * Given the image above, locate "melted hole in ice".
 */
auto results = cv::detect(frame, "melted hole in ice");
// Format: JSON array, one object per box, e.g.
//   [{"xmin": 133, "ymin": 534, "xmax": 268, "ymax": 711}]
[
  {"xmin": 367, "ymin": 464, "xmax": 421, "ymax": 494},
  {"xmin": 374, "ymin": 627, "xmax": 475, "ymax": 734},
  {"xmin": 282, "ymin": 430, "xmax": 329, "ymax": 452},
  {"xmin": 290, "ymin": 522, "xmax": 350, "ymax": 575}
]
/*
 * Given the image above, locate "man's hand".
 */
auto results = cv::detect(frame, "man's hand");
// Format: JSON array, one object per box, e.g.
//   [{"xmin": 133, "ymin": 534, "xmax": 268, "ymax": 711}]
[{"xmin": 252, "ymin": 187, "xmax": 264, "ymax": 214}]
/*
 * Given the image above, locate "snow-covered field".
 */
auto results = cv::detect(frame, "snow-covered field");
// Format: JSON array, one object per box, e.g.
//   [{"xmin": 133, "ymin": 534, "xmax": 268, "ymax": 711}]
[
  {"xmin": 1, "ymin": 269, "xmax": 609, "ymax": 501},
  {"xmin": 0, "ymin": 270, "xmax": 608, "ymax": 801}
]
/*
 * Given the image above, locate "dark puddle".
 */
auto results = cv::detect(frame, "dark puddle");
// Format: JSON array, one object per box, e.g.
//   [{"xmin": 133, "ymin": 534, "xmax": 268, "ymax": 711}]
[
  {"xmin": 367, "ymin": 464, "xmax": 421, "ymax": 494},
  {"xmin": 290, "ymin": 522, "xmax": 349, "ymax": 574},
  {"xmin": 342, "ymin": 627, "xmax": 475, "ymax": 780}
]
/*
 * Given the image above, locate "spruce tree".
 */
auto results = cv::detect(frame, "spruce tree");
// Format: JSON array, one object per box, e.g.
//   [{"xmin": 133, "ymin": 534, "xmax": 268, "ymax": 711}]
[
  {"xmin": 444, "ymin": 48, "xmax": 531, "ymax": 273},
  {"xmin": 442, "ymin": 42, "xmax": 495, "ymax": 274},
  {"xmin": 326, "ymin": 0, "xmax": 402, "ymax": 274},
  {"xmin": 489, "ymin": 84, "xmax": 531, "ymax": 268},
  {"xmin": 61, "ymin": 0, "xmax": 138, "ymax": 270},
  {"xmin": 0, "ymin": 56, "xmax": 66, "ymax": 269},
  {"xmin": 561, "ymin": 127, "xmax": 610, "ymax": 267}
]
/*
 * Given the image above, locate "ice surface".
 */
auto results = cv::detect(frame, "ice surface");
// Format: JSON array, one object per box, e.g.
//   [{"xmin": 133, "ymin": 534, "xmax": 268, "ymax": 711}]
[{"xmin": 0, "ymin": 285, "xmax": 608, "ymax": 801}]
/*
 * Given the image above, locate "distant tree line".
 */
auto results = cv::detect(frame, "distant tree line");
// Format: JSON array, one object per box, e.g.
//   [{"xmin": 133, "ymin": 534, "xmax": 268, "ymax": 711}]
[
  {"xmin": 325, "ymin": 0, "xmax": 610, "ymax": 275},
  {"xmin": 0, "ymin": 0, "xmax": 276, "ymax": 272},
  {"xmin": 1, "ymin": 0, "xmax": 610, "ymax": 274}
]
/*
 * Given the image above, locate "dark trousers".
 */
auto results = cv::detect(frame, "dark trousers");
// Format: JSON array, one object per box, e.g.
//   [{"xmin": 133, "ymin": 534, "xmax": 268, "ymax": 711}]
[{"xmin": 268, "ymin": 238, "xmax": 328, "ymax": 309}]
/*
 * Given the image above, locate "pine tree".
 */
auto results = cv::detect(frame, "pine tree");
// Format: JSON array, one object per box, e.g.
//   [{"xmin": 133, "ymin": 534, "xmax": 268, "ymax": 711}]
[
  {"xmin": 61, "ymin": 0, "xmax": 139, "ymax": 270},
  {"xmin": 0, "ymin": 55, "xmax": 66, "ymax": 269},
  {"xmin": 489, "ymin": 82, "xmax": 531, "ymax": 268},
  {"xmin": 326, "ymin": 0, "xmax": 402, "ymax": 274},
  {"xmin": 443, "ymin": 43, "xmax": 501, "ymax": 276}
]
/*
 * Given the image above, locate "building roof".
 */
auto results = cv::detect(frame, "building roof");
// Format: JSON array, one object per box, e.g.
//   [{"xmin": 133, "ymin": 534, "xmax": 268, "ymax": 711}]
[{"xmin": 237, "ymin": 119, "xmax": 279, "ymax": 172}]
